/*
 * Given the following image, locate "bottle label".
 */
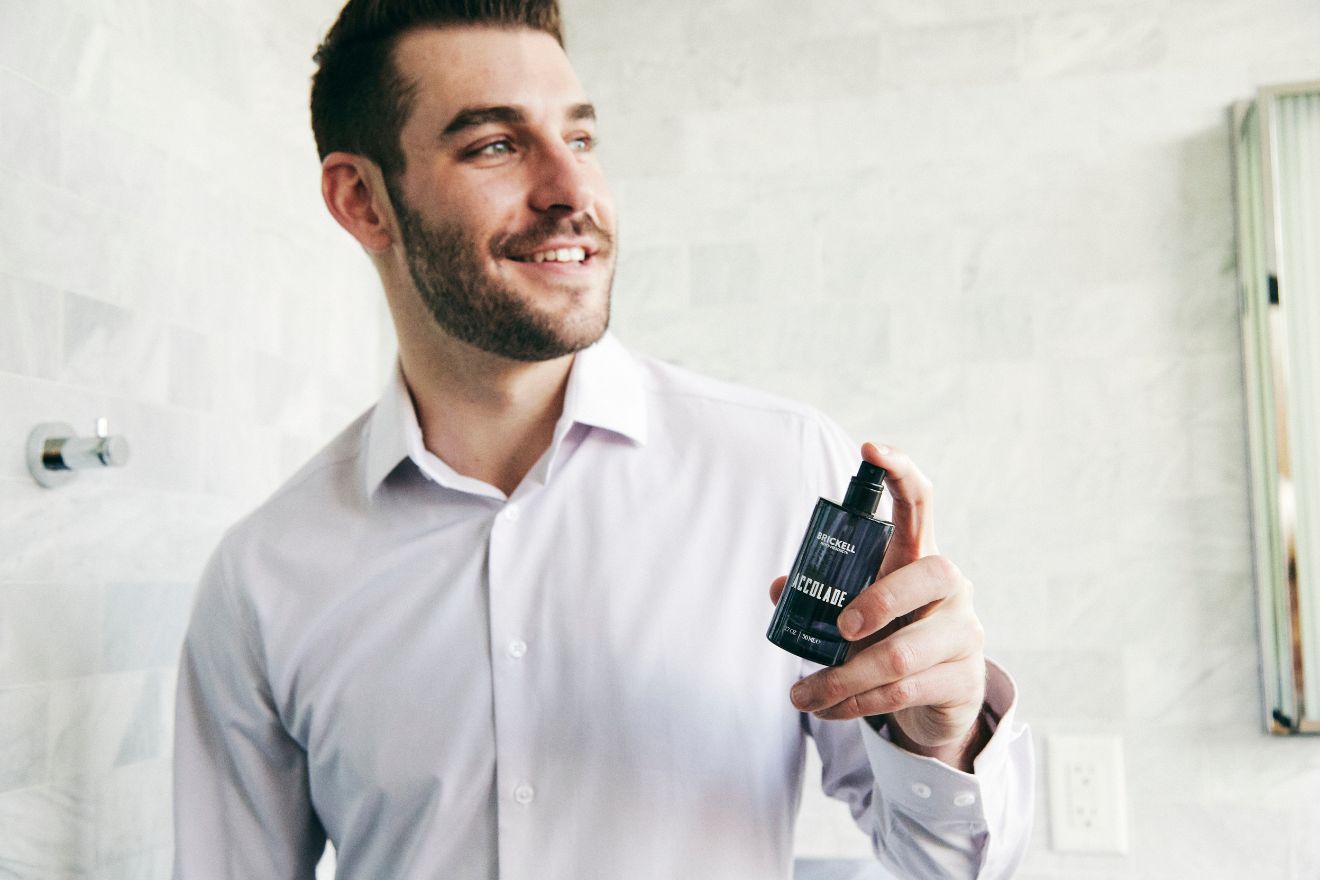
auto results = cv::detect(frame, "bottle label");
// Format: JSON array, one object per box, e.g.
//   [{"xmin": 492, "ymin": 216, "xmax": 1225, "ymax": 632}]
[
  {"xmin": 815, "ymin": 532, "xmax": 856, "ymax": 554},
  {"xmin": 789, "ymin": 572, "xmax": 848, "ymax": 607}
]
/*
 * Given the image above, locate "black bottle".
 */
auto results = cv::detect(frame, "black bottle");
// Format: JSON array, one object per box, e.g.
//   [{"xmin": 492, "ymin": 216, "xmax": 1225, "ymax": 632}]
[{"xmin": 766, "ymin": 461, "xmax": 895, "ymax": 666}]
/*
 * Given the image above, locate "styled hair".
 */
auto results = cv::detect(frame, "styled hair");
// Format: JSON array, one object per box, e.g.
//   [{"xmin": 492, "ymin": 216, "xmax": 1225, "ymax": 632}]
[{"xmin": 310, "ymin": 0, "xmax": 564, "ymax": 178}]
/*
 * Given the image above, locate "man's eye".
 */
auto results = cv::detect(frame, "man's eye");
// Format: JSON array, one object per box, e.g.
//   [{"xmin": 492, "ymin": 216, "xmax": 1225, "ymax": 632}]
[
  {"xmin": 568, "ymin": 135, "xmax": 595, "ymax": 153},
  {"xmin": 473, "ymin": 139, "xmax": 514, "ymax": 158}
]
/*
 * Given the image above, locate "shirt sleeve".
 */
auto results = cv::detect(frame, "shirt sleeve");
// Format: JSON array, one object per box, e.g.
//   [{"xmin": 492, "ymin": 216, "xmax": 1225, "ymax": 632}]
[
  {"xmin": 796, "ymin": 410, "xmax": 1035, "ymax": 878},
  {"xmin": 172, "ymin": 543, "xmax": 326, "ymax": 879},
  {"xmin": 806, "ymin": 660, "xmax": 1034, "ymax": 879}
]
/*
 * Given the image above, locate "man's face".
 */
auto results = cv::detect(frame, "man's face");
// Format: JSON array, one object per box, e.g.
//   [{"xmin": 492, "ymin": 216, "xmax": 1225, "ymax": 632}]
[{"xmin": 385, "ymin": 26, "xmax": 616, "ymax": 362}]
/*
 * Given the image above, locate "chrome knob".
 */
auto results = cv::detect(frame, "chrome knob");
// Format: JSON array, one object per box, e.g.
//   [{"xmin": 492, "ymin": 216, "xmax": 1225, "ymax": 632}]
[{"xmin": 27, "ymin": 419, "xmax": 131, "ymax": 489}]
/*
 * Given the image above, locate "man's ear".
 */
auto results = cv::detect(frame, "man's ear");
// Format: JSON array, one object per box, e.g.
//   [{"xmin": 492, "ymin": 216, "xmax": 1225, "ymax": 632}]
[{"xmin": 321, "ymin": 152, "xmax": 396, "ymax": 253}]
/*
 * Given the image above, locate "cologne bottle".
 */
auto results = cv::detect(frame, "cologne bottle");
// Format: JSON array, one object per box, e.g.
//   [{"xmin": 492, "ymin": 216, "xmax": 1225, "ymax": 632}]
[{"xmin": 766, "ymin": 460, "xmax": 895, "ymax": 666}]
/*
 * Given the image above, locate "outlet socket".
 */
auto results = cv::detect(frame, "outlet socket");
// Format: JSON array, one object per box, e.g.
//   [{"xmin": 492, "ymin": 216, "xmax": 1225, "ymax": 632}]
[{"xmin": 1047, "ymin": 734, "xmax": 1129, "ymax": 854}]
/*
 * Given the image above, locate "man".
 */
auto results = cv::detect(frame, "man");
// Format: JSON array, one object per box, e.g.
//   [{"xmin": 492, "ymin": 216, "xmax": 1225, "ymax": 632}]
[{"xmin": 173, "ymin": 2, "xmax": 1033, "ymax": 878}]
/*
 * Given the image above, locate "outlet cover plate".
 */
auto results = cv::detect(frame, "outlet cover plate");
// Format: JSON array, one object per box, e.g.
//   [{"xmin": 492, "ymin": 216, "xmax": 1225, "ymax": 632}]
[{"xmin": 1047, "ymin": 734, "xmax": 1129, "ymax": 854}]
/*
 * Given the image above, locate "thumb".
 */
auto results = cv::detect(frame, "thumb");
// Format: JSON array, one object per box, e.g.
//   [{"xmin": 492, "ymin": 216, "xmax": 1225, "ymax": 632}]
[{"xmin": 769, "ymin": 575, "xmax": 787, "ymax": 605}]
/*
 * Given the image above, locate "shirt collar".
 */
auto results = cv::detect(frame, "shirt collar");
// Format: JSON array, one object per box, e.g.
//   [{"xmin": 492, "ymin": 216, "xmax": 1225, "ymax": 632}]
[{"xmin": 363, "ymin": 332, "xmax": 647, "ymax": 497}]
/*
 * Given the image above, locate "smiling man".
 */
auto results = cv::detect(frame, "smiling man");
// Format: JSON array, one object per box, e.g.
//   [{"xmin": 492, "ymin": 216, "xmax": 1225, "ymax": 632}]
[{"xmin": 172, "ymin": 2, "xmax": 1033, "ymax": 879}]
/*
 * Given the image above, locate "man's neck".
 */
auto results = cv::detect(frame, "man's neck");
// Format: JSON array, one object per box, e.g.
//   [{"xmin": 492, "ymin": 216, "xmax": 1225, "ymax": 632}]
[{"xmin": 398, "ymin": 336, "xmax": 575, "ymax": 497}]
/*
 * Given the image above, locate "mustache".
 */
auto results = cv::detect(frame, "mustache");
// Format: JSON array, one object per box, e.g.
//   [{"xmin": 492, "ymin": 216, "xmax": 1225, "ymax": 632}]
[{"xmin": 495, "ymin": 215, "xmax": 614, "ymax": 258}]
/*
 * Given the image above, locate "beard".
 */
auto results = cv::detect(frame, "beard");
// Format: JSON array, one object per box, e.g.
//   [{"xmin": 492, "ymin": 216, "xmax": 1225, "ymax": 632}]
[{"xmin": 386, "ymin": 179, "xmax": 615, "ymax": 362}]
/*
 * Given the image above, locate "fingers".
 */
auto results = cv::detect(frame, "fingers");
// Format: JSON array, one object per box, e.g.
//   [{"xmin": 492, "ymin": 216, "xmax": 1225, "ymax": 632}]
[
  {"xmin": 862, "ymin": 442, "xmax": 937, "ymax": 570},
  {"xmin": 837, "ymin": 555, "xmax": 969, "ymax": 642},
  {"xmin": 862, "ymin": 441, "xmax": 932, "ymax": 514},
  {"xmin": 809, "ymin": 656, "xmax": 985, "ymax": 722},
  {"xmin": 789, "ymin": 610, "xmax": 983, "ymax": 716},
  {"xmin": 769, "ymin": 575, "xmax": 787, "ymax": 605}
]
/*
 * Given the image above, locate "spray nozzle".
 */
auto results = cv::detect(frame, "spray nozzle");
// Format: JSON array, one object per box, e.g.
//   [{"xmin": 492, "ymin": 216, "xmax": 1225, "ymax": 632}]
[{"xmin": 841, "ymin": 460, "xmax": 887, "ymax": 515}]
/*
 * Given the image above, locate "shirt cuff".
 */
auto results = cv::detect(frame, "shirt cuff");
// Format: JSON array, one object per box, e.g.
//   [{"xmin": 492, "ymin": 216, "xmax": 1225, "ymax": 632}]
[{"xmin": 857, "ymin": 658, "xmax": 1019, "ymax": 821}]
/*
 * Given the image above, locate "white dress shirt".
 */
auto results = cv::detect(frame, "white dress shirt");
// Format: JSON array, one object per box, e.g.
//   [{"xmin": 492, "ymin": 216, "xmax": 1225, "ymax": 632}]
[{"xmin": 173, "ymin": 333, "xmax": 1033, "ymax": 880}]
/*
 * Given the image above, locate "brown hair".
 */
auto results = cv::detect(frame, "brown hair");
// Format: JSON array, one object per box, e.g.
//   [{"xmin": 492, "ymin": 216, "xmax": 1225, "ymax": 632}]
[{"xmin": 310, "ymin": 0, "xmax": 564, "ymax": 178}]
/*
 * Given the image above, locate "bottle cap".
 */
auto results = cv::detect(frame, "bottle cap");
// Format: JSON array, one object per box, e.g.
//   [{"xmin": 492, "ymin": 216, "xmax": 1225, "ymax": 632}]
[{"xmin": 841, "ymin": 460, "xmax": 887, "ymax": 515}]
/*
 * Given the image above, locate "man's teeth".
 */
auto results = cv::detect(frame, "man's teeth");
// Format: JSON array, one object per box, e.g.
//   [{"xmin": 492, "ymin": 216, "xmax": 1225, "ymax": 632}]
[{"xmin": 528, "ymin": 246, "xmax": 587, "ymax": 263}]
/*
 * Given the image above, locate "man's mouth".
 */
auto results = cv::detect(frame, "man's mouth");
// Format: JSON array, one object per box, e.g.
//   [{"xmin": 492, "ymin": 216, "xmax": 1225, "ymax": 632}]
[{"xmin": 509, "ymin": 246, "xmax": 590, "ymax": 264}]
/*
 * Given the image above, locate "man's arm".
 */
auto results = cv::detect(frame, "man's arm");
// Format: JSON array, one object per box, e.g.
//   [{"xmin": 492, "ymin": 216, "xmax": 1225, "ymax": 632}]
[
  {"xmin": 779, "ymin": 440, "xmax": 1034, "ymax": 877},
  {"xmin": 806, "ymin": 661, "xmax": 1034, "ymax": 879},
  {"xmin": 173, "ymin": 548, "xmax": 326, "ymax": 879}
]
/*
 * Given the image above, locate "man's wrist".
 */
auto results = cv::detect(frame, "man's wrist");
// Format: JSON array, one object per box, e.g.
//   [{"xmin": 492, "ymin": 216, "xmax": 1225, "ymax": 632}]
[{"xmin": 867, "ymin": 710, "xmax": 991, "ymax": 774}]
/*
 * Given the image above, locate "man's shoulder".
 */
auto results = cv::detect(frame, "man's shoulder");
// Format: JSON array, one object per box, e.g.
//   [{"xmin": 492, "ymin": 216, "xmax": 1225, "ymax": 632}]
[
  {"xmin": 624, "ymin": 348, "xmax": 860, "ymax": 484},
  {"xmin": 632, "ymin": 350, "xmax": 827, "ymax": 429}
]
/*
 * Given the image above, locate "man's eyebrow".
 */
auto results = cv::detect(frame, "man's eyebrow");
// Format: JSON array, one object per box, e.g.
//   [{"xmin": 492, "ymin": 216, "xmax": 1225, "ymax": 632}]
[
  {"xmin": 568, "ymin": 102, "xmax": 597, "ymax": 123},
  {"xmin": 439, "ymin": 102, "xmax": 598, "ymax": 139},
  {"xmin": 440, "ymin": 105, "xmax": 526, "ymax": 138}
]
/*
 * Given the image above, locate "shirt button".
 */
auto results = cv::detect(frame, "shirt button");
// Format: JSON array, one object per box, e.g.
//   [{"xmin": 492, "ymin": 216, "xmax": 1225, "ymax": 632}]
[
  {"xmin": 513, "ymin": 784, "xmax": 535, "ymax": 805},
  {"xmin": 502, "ymin": 503, "xmax": 520, "ymax": 522},
  {"xmin": 507, "ymin": 639, "xmax": 527, "ymax": 659},
  {"xmin": 954, "ymin": 792, "xmax": 976, "ymax": 807},
  {"xmin": 911, "ymin": 782, "xmax": 932, "ymax": 799}
]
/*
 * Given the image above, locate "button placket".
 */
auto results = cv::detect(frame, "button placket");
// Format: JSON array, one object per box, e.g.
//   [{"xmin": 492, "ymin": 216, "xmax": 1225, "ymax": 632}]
[{"xmin": 487, "ymin": 496, "xmax": 538, "ymax": 865}]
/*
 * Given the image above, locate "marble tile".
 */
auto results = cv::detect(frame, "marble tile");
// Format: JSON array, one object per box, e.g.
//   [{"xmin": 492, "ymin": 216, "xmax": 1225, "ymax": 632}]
[
  {"xmin": 0, "ymin": 0, "xmax": 92, "ymax": 96},
  {"xmin": 0, "ymin": 780, "xmax": 97, "ymax": 875},
  {"xmin": 1023, "ymin": 6, "xmax": 1167, "ymax": 80},
  {"xmin": 688, "ymin": 242, "xmax": 763, "ymax": 306},
  {"xmin": 47, "ymin": 671, "xmax": 166, "ymax": 782},
  {"xmin": 612, "ymin": 245, "xmax": 692, "ymax": 319},
  {"xmin": 0, "ymin": 685, "xmax": 49, "ymax": 793},
  {"xmin": 1165, "ymin": 0, "xmax": 1320, "ymax": 72},
  {"xmin": 0, "ymin": 68, "xmax": 63, "ymax": 185},
  {"xmin": 252, "ymin": 352, "xmax": 318, "ymax": 431},
  {"xmin": 0, "ymin": 274, "xmax": 62, "ymax": 380},
  {"xmin": 61, "ymin": 292, "xmax": 170, "ymax": 403},
  {"xmin": 0, "ymin": 583, "xmax": 103, "ymax": 687},
  {"xmin": 756, "ymin": 34, "xmax": 886, "ymax": 104},
  {"xmin": 60, "ymin": 112, "xmax": 170, "ymax": 223},
  {"xmin": 560, "ymin": 0, "xmax": 686, "ymax": 53},
  {"xmin": 0, "ymin": 477, "xmax": 237, "ymax": 584},
  {"xmin": 884, "ymin": 19, "xmax": 1021, "ymax": 86},
  {"xmin": 1199, "ymin": 735, "xmax": 1320, "ymax": 805},
  {"xmin": 0, "ymin": 174, "xmax": 112, "ymax": 301},
  {"xmin": 1131, "ymin": 801, "xmax": 1290, "ymax": 879},
  {"xmin": 684, "ymin": 104, "xmax": 820, "ymax": 178},
  {"xmin": 198, "ymin": 418, "xmax": 285, "ymax": 502},
  {"xmin": 992, "ymin": 648, "xmax": 1126, "ymax": 723},
  {"xmin": 572, "ymin": 46, "xmax": 699, "ymax": 121},
  {"xmin": 165, "ymin": 326, "xmax": 214, "ymax": 413},
  {"xmin": 106, "ymin": 399, "xmax": 206, "ymax": 494},
  {"xmin": 93, "ymin": 757, "xmax": 171, "ymax": 866},
  {"xmin": 1124, "ymin": 643, "xmax": 1260, "ymax": 730},
  {"xmin": 92, "ymin": 848, "xmax": 171, "ymax": 880},
  {"xmin": 955, "ymin": 221, "xmax": 1116, "ymax": 297},
  {"xmin": 101, "ymin": 583, "xmax": 193, "ymax": 673}
]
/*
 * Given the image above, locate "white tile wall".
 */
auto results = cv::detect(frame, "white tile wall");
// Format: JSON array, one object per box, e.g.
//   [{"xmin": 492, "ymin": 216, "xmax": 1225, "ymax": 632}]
[
  {"xmin": 0, "ymin": 0, "xmax": 387, "ymax": 876},
  {"xmin": 3, "ymin": 0, "xmax": 1319, "ymax": 877}
]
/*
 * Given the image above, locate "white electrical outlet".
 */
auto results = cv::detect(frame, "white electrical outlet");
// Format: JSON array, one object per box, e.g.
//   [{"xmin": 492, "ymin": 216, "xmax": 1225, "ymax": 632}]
[{"xmin": 1047, "ymin": 734, "xmax": 1129, "ymax": 854}]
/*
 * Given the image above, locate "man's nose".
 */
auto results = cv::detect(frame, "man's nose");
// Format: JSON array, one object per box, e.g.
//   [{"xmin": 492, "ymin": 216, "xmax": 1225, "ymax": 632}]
[{"xmin": 528, "ymin": 141, "xmax": 596, "ymax": 216}]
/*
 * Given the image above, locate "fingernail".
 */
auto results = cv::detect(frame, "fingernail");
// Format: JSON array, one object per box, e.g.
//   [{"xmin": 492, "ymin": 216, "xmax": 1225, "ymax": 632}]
[
  {"xmin": 838, "ymin": 609, "xmax": 862, "ymax": 637},
  {"xmin": 790, "ymin": 683, "xmax": 808, "ymax": 707},
  {"xmin": 876, "ymin": 445, "xmax": 891, "ymax": 456}
]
